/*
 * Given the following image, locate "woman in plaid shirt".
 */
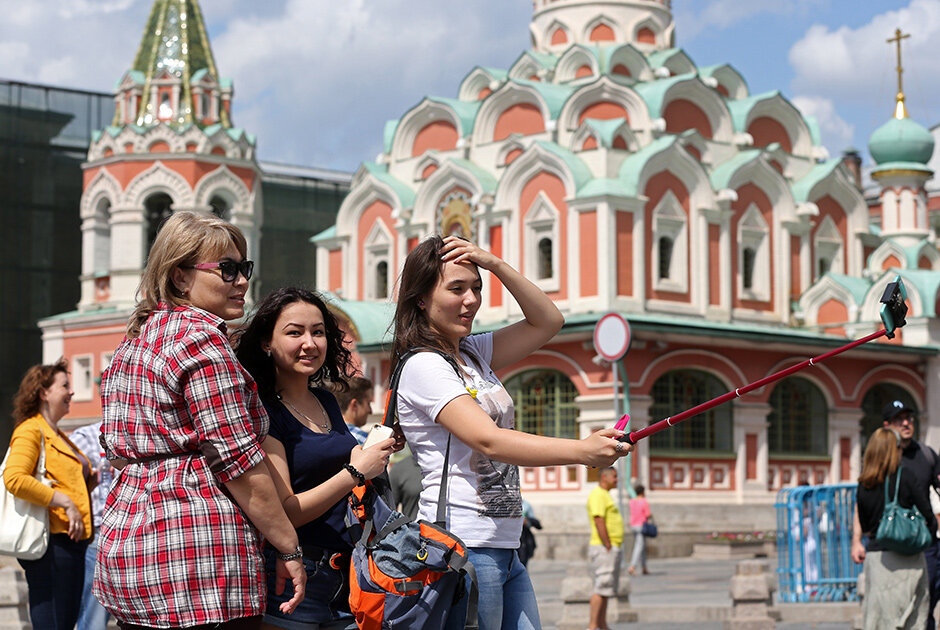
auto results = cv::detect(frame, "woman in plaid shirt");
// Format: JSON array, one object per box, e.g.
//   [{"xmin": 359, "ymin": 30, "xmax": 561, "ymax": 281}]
[{"xmin": 95, "ymin": 212, "xmax": 306, "ymax": 629}]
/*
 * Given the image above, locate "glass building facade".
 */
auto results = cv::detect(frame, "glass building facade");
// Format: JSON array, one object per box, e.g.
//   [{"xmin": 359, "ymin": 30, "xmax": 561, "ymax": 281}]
[
  {"xmin": 0, "ymin": 80, "xmax": 351, "ymax": 444},
  {"xmin": 0, "ymin": 80, "xmax": 114, "ymax": 444}
]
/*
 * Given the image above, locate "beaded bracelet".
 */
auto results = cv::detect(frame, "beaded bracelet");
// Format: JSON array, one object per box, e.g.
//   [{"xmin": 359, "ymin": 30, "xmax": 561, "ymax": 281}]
[{"xmin": 344, "ymin": 463, "xmax": 366, "ymax": 486}]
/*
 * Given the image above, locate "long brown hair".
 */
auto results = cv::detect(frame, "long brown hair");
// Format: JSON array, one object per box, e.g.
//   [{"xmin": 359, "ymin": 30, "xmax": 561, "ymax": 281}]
[
  {"xmin": 858, "ymin": 427, "xmax": 901, "ymax": 489},
  {"xmin": 12, "ymin": 359, "xmax": 68, "ymax": 425},
  {"xmin": 233, "ymin": 287, "xmax": 354, "ymax": 398},
  {"xmin": 390, "ymin": 235, "xmax": 480, "ymax": 370},
  {"xmin": 127, "ymin": 211, "xmax": 247, "ymax": 338}
]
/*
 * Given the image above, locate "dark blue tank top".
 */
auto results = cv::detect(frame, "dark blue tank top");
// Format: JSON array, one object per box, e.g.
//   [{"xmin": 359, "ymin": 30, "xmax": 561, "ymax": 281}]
[{"xmin": 263, "ymin": 387, "xmax": 356, "ymax": 552}]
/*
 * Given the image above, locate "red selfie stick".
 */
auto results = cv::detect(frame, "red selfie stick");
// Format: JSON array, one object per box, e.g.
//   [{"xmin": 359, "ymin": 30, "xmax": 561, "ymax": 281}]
[
  {"xmin": 619, "ymin": 327, "xmax": 888, "ymax": 444},
  {"xmin": 618, "ymin": 276, "xmax": 909, "ymax": 445}
]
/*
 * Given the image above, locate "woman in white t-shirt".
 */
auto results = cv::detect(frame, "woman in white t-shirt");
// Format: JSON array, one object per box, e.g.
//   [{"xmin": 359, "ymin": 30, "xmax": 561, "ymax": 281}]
[{"xmin": 390, "ymin": 235, "xmax": 632, "ymax": 630}]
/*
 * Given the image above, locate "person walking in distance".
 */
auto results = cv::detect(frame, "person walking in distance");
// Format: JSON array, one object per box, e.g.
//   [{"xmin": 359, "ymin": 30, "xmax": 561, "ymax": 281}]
[
  {"xmin": 588, "ymin": 467, "xmax": 624, "ymax": 630},
  {"xmin": 628, "ymin": 484, "xmax": 652, "ymax": 576}
]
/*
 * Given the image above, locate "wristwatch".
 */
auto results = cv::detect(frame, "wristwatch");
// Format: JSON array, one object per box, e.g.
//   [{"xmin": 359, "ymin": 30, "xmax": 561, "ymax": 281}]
[{"xmin": 277, "ymin": 545, "xmax": 303, "ymax": 562}]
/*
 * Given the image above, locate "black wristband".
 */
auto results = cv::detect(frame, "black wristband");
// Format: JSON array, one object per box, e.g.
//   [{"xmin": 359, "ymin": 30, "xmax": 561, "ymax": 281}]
[{"xmin": 344, "ymin": 463, "xmax": 365, "ymax": 486}]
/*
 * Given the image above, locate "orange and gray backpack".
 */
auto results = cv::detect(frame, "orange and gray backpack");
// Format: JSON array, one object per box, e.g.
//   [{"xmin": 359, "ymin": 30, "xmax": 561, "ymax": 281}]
[{"xmin": 345, "ymin": 348, "xmax": 478, "ymax": 630}]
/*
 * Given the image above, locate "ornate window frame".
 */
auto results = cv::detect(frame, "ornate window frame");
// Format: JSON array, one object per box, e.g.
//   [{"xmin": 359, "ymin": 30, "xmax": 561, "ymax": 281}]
[
  {"xmin": 651, "ymin": 190, "xmax": 688, "ymax": 293},
  {"xmin": 737, "ymin": 203, "xmax": 770, "ymax": 301},
  {"xmin": 524, "ymin": 192, "xmax": 560, "ymax": 292},
  {"xmin": 814, "ymin": 215, "xmax": 843, "ymax": 280},
  {"xmin": 363, "ymin": 221, "xmax": 393, "ymax": 301}
]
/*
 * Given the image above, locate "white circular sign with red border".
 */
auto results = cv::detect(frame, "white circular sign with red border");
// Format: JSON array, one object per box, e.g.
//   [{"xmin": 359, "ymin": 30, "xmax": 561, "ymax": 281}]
[{"xmin": 593, "ymin": 313, "xmax": 631, "ymax": 361}]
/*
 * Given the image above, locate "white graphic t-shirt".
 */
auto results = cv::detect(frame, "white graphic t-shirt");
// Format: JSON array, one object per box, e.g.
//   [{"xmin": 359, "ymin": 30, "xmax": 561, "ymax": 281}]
[{"xmin": 396, "ymin": 333, "xmax": 523, "ymax": 548}]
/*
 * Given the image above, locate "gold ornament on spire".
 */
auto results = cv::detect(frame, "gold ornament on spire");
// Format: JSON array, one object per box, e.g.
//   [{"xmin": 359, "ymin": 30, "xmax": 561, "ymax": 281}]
[{"xmin": 887, "ymin": 27, "xmax": 911, "ymax": 119}]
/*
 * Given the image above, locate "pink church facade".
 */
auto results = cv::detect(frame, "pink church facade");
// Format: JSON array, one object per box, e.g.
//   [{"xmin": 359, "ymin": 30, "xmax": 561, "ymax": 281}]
[{"xmin": 313, "ymin": 0, "xmax": 938, "ymax": 523}]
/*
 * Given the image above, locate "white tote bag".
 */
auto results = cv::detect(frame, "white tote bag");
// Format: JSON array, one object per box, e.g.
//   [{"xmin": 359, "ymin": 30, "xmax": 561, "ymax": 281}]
[{"xmin": 0, "ymin": 434, "xmax": 51, "ymax": 559}]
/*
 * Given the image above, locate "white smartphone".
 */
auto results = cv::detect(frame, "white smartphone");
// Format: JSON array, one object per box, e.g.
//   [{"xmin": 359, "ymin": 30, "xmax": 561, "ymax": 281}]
[{"xmin": 363, "ymin": 424, "xmax": 395, "ymax": 449}]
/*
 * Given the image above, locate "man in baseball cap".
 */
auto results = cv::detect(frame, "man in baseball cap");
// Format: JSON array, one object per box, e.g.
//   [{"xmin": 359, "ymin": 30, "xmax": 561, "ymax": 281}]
[{"xmin": 873, "ymin": 400, "xmax": 940, "ymax": 629}]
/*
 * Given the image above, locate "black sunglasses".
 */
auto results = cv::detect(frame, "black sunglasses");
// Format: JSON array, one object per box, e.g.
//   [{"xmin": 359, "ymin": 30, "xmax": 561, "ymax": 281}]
[{"xmin": 188, "ymin": 260, "xmax": 254, "ymax": 282}]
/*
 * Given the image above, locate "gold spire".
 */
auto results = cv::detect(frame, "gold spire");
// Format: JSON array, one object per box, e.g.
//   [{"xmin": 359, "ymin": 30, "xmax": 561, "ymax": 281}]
[{"xmin": 887, "ymin": 27, "xmax": 911, "ymax": 119}]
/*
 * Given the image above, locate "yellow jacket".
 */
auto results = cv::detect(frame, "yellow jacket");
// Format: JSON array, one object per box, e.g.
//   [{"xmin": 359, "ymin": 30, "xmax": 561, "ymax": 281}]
[{"xmin": 3, "ymin": 414, "xmax": 93, "ymax": 539}]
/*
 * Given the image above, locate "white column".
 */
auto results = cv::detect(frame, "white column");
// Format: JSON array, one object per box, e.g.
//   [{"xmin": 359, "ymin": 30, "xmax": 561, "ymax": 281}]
[
  {"xmin": 734, "ymin": 401, "xmax": 771, "ymax": 502},
  {"xmin": 109, "ymin": 205, "xmax": 146, "ymax": 305},
  {"xmin": 924, "ymin": 357, "xmax": 940, "ymax": 448},
  {"xmin": 628, "ymin": 395, "xmax": 654, "ymax": 488},
  {"xmin": 828, "ymin": 407, "xmax": 861, "ymax": 484}
]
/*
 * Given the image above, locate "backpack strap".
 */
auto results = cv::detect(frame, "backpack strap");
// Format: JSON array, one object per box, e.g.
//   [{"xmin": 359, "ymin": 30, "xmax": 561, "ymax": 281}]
[
  {"xmin": 386, "ymin": 346, "xmax": 466, "ymax": 528},
  {"xmin": 436, "ymin": 434, "xmax": 452, "ymax": 528}
]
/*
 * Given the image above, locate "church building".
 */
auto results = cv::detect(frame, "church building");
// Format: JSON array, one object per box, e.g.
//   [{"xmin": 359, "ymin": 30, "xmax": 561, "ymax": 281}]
[
  {"xmin": 39, "ymin": 0, "xmax": 940, "ymax": 537},
  {"xmin": 313, "ymin": 0, "xmax": 940, "ymax": 530}
]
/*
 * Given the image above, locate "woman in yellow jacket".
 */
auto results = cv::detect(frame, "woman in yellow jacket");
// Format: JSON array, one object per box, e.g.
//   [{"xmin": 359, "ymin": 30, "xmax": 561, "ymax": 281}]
[{"xmin": 4, "ymin": 359, "xmax": 93, "ymax": 629}]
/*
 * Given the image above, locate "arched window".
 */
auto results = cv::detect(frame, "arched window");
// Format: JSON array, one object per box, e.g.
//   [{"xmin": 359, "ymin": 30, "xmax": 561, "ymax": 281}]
[
  {"xmin": 209, "ymin": 194, "xmax": 230, "ymax": 220},
  {"xmin": 144, "ymin": 192, "xmax": 174, "ymax": 255},
  {"xmin": 648, "ymin": 370, "xmax": 733, "ymax": 452},
  {"xmin": 742, "ymin": 247, "xmax": 756, "ymax": 290},
  {"xmin": 504, "ymin": 370, "xmax": 579, "ymax": 439},
  {"xmin": 158, "ymin": 92, "xmax": 172, "ymax": 119},
  {"xmin": 658, "ymin": 236, "xmax": 673, "ymax": 280},
  {"xmin": 93, "ymin": 198, "xmax": 112, "ymax": 274},
  {"xmin": 860, "ymin": 384, "xmax": 919, "ymax": 449},
  {"xmin": 538, "ymin": 238, "xmax": 553, "ymax": 280},
  {"xmin": 200, "ymin": 93, "xmax": 211, "ymax": 121},
  {"xmin": 375, "ymin": 261, "xmax": 389, "ymax": 299},
  {"xmin": 767, "ymin": 377, "xmax": 828, "ymax": 455}
]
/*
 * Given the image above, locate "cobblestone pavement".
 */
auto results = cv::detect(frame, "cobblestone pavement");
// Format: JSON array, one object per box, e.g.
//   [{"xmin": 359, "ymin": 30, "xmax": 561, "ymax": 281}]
[{"xmin": 527, "ymin": 556, "xmax": 853, "ymax": 629}]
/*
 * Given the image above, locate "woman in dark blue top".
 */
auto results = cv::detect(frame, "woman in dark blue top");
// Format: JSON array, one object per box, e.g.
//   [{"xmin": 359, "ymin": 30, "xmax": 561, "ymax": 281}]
[{"xmin": 235, "ymin": 288, "xmax": 397, "ymax": 629}]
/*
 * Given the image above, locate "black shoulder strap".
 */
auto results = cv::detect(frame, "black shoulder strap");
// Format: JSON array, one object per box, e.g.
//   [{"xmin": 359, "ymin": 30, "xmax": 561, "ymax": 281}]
[{"xmin": 384, "ymin": 347, "xmax": 465, "ymax": 528}]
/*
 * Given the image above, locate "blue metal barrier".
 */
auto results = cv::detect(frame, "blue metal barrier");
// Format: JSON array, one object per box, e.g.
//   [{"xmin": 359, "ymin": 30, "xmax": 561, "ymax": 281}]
[{"xmin": 775, "ymin": 483, "xmax": 861, "ymax": 602}]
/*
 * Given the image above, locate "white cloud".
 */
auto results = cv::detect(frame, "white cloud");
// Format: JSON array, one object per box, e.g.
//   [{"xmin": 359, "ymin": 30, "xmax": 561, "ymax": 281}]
[
  {"xmin": 211, "ymin": 0, "xmax": 529, "ymax": 168},
  {"xmin": 789, "ymin": 0, "xmax": 940, "ymax": 116},
  {"xmin": 791, "ymin": 95, "xmax": 855, "ymax": 153},
  {"xmin": 59, "ymin": 0, "xmax": 136, "ymax": 19},
  {"xmin": 674, "ymin": 0, "xmax": 827, "ymax": 41}
]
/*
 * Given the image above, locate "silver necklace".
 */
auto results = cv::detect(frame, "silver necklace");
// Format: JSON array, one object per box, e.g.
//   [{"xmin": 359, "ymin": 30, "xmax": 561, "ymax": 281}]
[{"xmin": 277, "ymin": 393, "xmax": 330, "ymax": 430}]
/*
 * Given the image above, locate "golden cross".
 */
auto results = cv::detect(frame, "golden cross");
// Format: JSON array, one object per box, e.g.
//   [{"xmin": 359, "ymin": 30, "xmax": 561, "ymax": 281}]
[{"xmin": 887, "ymin": 28, "xmax": 911, "ymax": 118}]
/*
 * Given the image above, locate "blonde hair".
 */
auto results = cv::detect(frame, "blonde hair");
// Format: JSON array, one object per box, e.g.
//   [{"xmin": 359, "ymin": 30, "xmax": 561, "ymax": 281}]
[
  {"xmin": 127, "ymin": 211, "xmax": 247, "ymax": 338},
  {"xmin": 858, "ymin": 427, "xmax": 901, "ymax": 489}
]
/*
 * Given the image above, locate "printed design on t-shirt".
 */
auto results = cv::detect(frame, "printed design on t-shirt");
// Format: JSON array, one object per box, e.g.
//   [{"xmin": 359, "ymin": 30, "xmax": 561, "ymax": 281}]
[{"xmin": 467, "ymin": 374, "xmax": 522, "ymax": 519}]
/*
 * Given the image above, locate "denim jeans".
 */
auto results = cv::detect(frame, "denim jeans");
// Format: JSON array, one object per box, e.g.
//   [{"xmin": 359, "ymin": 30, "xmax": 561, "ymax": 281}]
[
  {"xmin": 261, "ymin": 547, "xmax": 354, "ymax": 629},
  {"xmin": 444, "ymin": 547, "xmax": 541, "ymax": 630},
  {"xmin": 629, "ymin": 525, "xmax": 646, "ymax": 570},
  {"xmin": 77, "ymin": 532, "xmax": 110, "ymax": 630},
  {"xmin": 18, "ymin": 533, "xmax": 89, "ymax": 630}
]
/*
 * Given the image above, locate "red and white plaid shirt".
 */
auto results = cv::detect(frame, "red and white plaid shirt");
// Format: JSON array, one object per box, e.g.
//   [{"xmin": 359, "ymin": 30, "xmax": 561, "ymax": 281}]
[{"xmin": 94, "ymin": 305, "xmax": 269, "ymax": 627}]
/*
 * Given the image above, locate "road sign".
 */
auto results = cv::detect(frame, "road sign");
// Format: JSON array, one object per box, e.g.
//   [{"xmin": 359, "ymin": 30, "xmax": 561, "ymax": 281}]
[{"xmin": 593, "ymin": 313, "xmax": 631, "ymax": 362}]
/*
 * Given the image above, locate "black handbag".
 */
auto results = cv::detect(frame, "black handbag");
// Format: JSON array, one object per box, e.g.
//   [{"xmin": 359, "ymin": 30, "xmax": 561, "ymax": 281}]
[
  {"xmin": 875, "ymin": 466, "xmax": 932, "ymax": 555},
  {"xmin": 640, "ymin": 519, "xmax": 658, "ymax": 538}
]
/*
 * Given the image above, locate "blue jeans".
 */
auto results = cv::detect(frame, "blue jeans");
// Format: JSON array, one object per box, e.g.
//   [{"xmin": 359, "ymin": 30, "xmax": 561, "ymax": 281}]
[
  {"xmin": 445, "ymin": 547, "xmax": 541, "ymax": 630},
  {"xmin": 262, "ymin": 547, "xmax": 354, "ymax": 629},
  {"xmin": 18, "ymin": 533, "xmax": 89, "ymax": 630},
  {"xmin": 77, "ymin": 532, "xmax": 110, "ymax": 630}
]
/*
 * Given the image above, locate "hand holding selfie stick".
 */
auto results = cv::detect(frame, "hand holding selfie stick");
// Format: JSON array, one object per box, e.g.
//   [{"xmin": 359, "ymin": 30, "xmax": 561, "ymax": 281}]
[{"xmin": 618, "ymin": 277, "xmax": 909, "ymax": 445}]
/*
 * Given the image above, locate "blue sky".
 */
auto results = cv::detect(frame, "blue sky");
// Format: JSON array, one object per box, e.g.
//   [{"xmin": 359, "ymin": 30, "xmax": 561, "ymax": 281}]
[{"xmin": 3, "ymin": 0, "xmax": 938, "ymax": 172}]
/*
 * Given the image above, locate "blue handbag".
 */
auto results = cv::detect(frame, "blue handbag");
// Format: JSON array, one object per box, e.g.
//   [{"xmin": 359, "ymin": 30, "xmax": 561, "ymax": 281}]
[
  {"xmin": 875, "ymin": 466, "xmax": 932, "ymax": 555},
  {"xmin": 641, "ymin": 520, "xmax": 658, "ymax": 538}
]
